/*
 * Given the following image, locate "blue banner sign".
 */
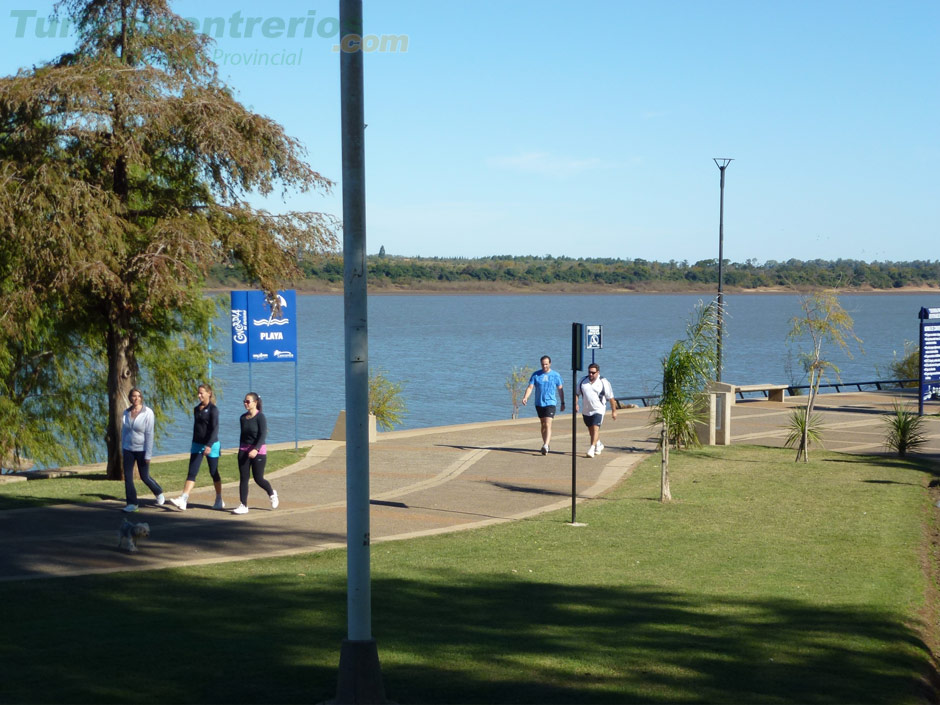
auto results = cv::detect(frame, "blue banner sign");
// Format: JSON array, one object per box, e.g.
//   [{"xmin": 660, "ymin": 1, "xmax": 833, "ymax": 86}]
[
  {"xmin": 231, "ymin": 291, "xmax": 249, "ymax": 363},
  {"xmin": 230, "ymin": 290, "xmax": 298, "ymax": 363}
]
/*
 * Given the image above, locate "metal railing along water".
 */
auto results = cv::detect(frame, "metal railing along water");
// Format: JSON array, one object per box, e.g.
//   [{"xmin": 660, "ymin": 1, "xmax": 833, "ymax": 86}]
[{"xmin": 616, "ymin": 379, "xmax": 918, "ymax": 408}]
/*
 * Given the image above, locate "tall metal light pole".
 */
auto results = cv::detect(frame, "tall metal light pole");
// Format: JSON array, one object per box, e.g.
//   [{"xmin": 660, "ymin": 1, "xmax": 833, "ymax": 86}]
[
  {"xmin": 713, "ymin": 158, "xmax": 733, "ymax": 382},
  {"xmin": 336, "ymin": 1, "xmax": 385, "ymax": 702}
]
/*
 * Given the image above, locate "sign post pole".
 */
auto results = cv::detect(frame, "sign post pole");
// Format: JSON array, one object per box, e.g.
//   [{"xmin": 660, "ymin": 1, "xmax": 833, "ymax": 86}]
[
  {"xmin": 295, "ymin": 360, "xmax": 299, "ymax": 449},
  {"xmin": 571, "ymin": 323, "xmax": 583, "ymax": 525}
]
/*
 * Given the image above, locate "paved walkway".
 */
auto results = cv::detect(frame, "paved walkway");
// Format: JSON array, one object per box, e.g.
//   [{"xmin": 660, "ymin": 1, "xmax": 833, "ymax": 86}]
[{"xmin": 1, "ymin": 390, "xmax": 938, "ymax": 582}]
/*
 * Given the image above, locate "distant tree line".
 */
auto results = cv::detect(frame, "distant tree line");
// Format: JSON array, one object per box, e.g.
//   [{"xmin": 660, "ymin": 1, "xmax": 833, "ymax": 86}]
[{"xmin": 213, "ymin": 255, "xmax": 940, "ymax": 290}]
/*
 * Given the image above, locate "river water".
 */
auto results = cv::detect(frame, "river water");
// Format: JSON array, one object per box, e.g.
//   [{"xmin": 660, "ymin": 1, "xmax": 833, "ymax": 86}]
[{"xmin": 152, "ymin": 292, "xmax": 937, "ymax": 454}]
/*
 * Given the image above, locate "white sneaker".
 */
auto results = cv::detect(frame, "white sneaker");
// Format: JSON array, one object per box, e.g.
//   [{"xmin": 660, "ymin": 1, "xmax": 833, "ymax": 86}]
[
  {"xmin": 212, "ymin": 497, "xmax": 225, "ymax": 510},
  {"xmin": 170, "ymin": 496, "xmax": 187, "ymax": 511},
  {"xmin": 156, "ymin": 494, "xmax": 165, "ymax": 506},
  {"xmin": 233, "ymin": 504, "xmax": 249, "ymax": 515},
  {"xmin": 596, "ymin": 441, "xmax": 604, "ymax": 455},
  {"xmin": 586, "ymin": 445, "xmax": 595, "ymax": 458},
  {"xmin": 270, "ymin": 491, "xmax": 279, "ymax": 509},
  {"xmin": 122, "ymin": 504, "xmax": 138, "ymax": 513},
  {"xmin": 540, "ymin": 445, "xmax": 548, "ymax": 456}
]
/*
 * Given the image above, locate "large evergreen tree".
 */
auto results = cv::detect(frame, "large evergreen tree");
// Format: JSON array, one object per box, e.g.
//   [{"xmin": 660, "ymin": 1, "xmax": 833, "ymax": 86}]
[{"xmin": 0, "ymin": 0, "xmax": 337, "ymax": 477}]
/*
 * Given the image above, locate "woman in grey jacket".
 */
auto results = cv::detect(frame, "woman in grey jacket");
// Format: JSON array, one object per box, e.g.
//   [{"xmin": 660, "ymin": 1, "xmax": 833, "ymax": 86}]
[{"xmin": 121, "ymin": 388, "xmax": 164, "ymax": 512}]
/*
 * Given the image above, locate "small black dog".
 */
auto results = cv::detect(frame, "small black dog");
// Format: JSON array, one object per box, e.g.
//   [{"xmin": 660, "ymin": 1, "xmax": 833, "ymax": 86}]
[{"xmin": 117, "ymin": 519, "xmax": 150, "ymax": 553}]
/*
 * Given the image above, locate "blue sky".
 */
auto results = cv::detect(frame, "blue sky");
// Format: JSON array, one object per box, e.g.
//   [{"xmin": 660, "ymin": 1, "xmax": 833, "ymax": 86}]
[{"xmin": 1, "ymin": 1, "xmax": 937, "ymax": 263}]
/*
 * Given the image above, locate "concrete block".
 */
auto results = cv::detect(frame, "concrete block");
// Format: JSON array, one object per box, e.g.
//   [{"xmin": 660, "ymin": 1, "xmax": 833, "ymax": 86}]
[
  {"xmin": 715, "ymin": 391, "xmax": 732, "ymax": 445},
  {"xmin": 695, "ymin": 393, "xmax": 716, "ymax": 446},
  {"xmin": 331, "ymin": 410, "xmax": 377, "ymax": 443}
]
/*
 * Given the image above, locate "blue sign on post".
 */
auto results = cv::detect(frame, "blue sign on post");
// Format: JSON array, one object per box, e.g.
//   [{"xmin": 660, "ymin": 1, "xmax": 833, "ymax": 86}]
[
  {"xmin": 247, "ymin": 290, "xmax": 298, "ymax": 362},
  {"xmin": 230, "ymin": 290, "xmax": 300, "ymax": 449},
  {"xmin": 230, "ymin": 291, "xmax": 249, "ymax": 363},
  {"xmin": 230, "ymin": 290, "xmax": 298, "ymax": 363}
]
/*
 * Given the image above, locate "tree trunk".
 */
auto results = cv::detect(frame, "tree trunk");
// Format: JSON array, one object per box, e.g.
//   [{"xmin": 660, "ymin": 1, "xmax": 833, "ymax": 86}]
[
  {"xmin": 108, "ymin": 9, "xmax": 132, "ymax": 481},
  {"xmin": 795, "ymin": 402, "xmax": 808, "ymax": 462},
  {"xmin": 104, "ymin": 320, "xmax": 137, "ymax": 480},
  {"xmin": 800, "ymin": 369, "xmax": 820, "ymax": 463},
  {"xmin": 660, "ymin": 427, "xmax": 672, "ymax": 502}
]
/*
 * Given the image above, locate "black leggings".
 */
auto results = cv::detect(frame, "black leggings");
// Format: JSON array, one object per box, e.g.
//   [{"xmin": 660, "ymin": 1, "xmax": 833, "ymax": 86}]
[
  {"xmin": 123, "ymin": 449, "xmax": 163, "ymax": 505},
  {"xmin": 186, "ymin": 453, "xmax": 221, "ymax": 483},
  {"xmin": 237, "ymin": 451, "xmax": 273, "ymax": 505}
]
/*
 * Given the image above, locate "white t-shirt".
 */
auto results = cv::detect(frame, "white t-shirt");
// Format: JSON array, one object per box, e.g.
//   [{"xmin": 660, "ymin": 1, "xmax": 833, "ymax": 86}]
[{"xmin": 577, "ymin": 376, "xmax": 614, "ymax": 416}]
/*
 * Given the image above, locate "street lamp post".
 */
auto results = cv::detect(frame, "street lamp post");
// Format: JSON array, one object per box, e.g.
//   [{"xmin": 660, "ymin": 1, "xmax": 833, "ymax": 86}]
[
  {"xmin": 713, "ymin": 158, "xmax": 733, "ymax": 382},
  {"xmin": 336, "ymin": 1, "xmax": 386, "ymax": 702}
]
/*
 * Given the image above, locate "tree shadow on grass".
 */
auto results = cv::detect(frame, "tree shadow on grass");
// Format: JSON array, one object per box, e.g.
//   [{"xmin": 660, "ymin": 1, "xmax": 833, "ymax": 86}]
[
  {"xmin": 824, "ymin": 454, "xmax": 940, "ymax": 479},
  {"xmin": 375, "ymin": 574, "xmax": 936, "ymax": 704},
  {"xmin": 863, "ymin": 479, "xmax": 923, "ymax": 487},
  {"xmin": 0, "ymin": 568, "xmax": 348, "ymax": 704},
  {"xmin": 0, "ymin": 568, "xmax": 934, "ymax": 704},
  {"xmin": 0, "ymin": 473, "xmax": 121, "ymax": 510}
]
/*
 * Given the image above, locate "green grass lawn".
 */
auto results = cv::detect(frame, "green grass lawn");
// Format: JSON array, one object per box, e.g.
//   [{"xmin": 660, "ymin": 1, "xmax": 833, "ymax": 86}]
[
  {"xmin": 1, "ymin": 445, "xmax": 937, "ymax": 704},
  {"xmin": 0, "ymin": 449, "xmax": 309, "ymax": 510}
]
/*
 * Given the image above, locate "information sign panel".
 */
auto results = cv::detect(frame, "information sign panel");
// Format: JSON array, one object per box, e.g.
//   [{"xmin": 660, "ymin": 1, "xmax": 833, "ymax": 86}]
[
  {"xmin": 231, "ymin": 290, "xmax": 298, "ymax": 363},
  {"xmin": 919, "ymin": 307, "xmax": 940, "ymax": 412},
  {"xmin": 585, "ymin": 325, "xmax": 603, "ymax": 350}
]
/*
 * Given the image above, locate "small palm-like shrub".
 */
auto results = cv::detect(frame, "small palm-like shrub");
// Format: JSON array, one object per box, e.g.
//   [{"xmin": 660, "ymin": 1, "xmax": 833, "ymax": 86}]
[
  {"xmin": 651, "ymin": 300, "xmax": 719, "ymax": 502},
  {"xmin": 658, "ymin": 395, "xmax": 701, "ymax": 450},
  {"xmin": 784, "ymin": 407, "xmax": 825, "ymax": 456},
  {"xmin": 883, "ymin": 401, "xmax": 927, "ymax": 457}
]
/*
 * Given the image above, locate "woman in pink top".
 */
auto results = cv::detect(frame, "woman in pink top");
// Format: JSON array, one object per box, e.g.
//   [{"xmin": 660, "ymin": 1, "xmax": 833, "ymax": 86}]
[{"xmin": 233, "ymin": 392, "xmax": 278, "ymax": 515}]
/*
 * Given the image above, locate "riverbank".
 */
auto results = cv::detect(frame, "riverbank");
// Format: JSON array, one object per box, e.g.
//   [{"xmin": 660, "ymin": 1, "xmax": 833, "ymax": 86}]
[{"xmin": 211, "ymin": 280, "xmax": 940, "ymax": 296}]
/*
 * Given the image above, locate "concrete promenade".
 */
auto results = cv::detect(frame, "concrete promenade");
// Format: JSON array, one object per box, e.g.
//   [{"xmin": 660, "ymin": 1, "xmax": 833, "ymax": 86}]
[{"xmin": 1, "ymin": 390, "xmax": 938, "ymax": 582}]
